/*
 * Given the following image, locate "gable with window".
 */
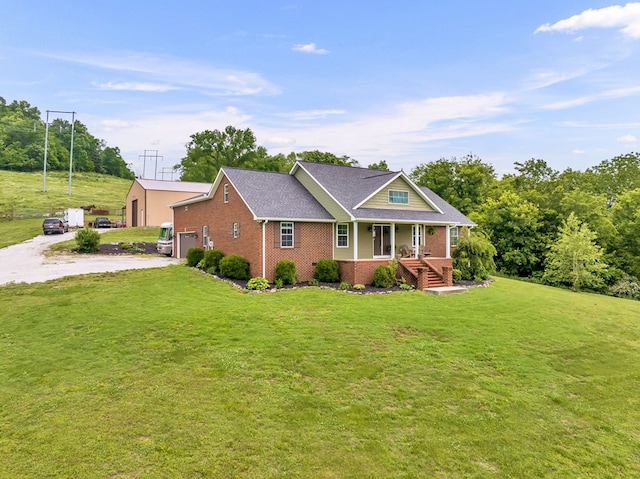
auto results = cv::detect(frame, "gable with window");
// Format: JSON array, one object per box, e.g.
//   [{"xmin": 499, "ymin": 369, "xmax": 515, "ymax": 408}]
[{"xmin": 388, "ymin": 189, "xmax": 409, "ymax": 205}]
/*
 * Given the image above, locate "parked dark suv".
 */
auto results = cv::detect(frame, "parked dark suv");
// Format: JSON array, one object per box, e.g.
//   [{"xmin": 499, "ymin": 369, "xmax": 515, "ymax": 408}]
[
  {"xmin": 43, "ymin": 218, "xmax": 69, "ymax": 235},
  {"xmin": 93, "ymin": 217, "xmax": 112, "ymax": 228}
]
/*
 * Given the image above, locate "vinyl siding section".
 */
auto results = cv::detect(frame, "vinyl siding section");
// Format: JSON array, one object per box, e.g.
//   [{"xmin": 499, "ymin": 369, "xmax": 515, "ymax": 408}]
[
  {"xmin": 361, "ymin": 177, "xmax": 435, "ymax": 211},
  {"xmin": 293, "ymin": 168, "xmax": 350, "ymax": 222}
]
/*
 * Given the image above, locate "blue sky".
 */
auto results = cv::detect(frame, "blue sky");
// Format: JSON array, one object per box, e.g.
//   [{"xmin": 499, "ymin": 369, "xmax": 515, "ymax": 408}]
[{"xmin": 2, "ymin": 1, "xmax": 640, "ymax": 178}]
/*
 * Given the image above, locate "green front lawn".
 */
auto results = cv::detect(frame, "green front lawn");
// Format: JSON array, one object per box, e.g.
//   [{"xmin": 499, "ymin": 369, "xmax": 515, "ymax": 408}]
[{"xmin": 1, "ymin": 271, "xmax": 639, "ymax": 478}]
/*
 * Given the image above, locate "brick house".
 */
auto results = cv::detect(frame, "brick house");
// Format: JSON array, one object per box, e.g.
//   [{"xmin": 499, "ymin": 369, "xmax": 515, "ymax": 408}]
[{"xmin": 170, "ymin": 161, "xmax": 475, "ymax": 288}]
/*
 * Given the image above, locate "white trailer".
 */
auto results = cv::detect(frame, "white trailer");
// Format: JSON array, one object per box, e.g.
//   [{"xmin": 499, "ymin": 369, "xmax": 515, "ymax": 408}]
[{"xmin": 64, "ymin": 208, "xmax": 85, "ymax": 228}]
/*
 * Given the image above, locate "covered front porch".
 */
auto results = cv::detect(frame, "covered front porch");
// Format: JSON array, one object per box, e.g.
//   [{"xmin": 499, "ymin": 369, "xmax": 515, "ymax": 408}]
[{"xmin": 334, "ymin": 222, "xmax": 457, "ymax": 288}]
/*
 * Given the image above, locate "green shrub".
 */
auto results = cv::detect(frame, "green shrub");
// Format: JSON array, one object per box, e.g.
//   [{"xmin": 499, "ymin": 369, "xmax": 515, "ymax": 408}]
[
  {"xmin": 186, "ymin": 247, "xmax": 205, "ymax": 267},
  {"xmin": 372, "ymin": 265, "xmax": 395, "ymax": 288},
  {"xmin": 452, "ymin": 230, "xmax": 496, "ymax": 281},
  {"xmin": 274, "ymin": 278, "xmax": 284, "ymax": 288},
  {"xmin": 339, "ymin": 281, "xmax": 351, "ymax": 290},
  {"xmin": 204, "ymin": 249, "xmax": 225, "ymax": 270},
  {"xmin": 353, "ymin": 283, "xmax": 365, "ymax": 290},
  {"xmin": 75, "ymin": 227, "xmax": 100, "ymax": 253},
  {"xmin": 308, "ymin": 278, "xmax": 319, "ymax": 286},
  {"xmin": 206, "ymin": 266, "xmax": 217, "ymax": 275},
  {"xmin": 275, "ymin": 260, "xmax": 298, "ymax": 285},
  {"xmin": 314, "ymin": 259, "xmax": 340, "ymax": 283},
  {"xmin": 247, "ymin": 277, "xmax": 270, "ymax": 291},
  {"xmin": 399, "ymin": 283, "xmax": 415, "ymax": 291},
  {"xmin": 219, "ymin": 254, "xmax": 250, "ymax": 280},
  {"xmin": 452, "ymin": 268, "xmax": 462, "ymax": 283},
  {"xmin": 608, "ymin": 274, "xmax": 640, "ymax": 300}
]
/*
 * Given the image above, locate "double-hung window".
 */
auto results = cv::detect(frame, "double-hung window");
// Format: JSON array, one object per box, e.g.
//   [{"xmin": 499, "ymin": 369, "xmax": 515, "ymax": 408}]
[
  {"xmin": 450, "ymin": 226, "xmax": 459, "ymax": 247},
  {"xmin": 280, "ymin": 222, "xmax": 293, "ymax": 247},
  {"xmin": 388, "ymin": 190, "xmax": 409, "ymax": 204},
  {"xmin": 233, "ymin": 222, "xmax": 239, "ymax": 238},
  {"xmin": 223, "ymin": 184, "xmax": 229, "ymax": 203},
  {"xmin": 337, "ymin": 223, "xmax": 348, "ymax": 248}
]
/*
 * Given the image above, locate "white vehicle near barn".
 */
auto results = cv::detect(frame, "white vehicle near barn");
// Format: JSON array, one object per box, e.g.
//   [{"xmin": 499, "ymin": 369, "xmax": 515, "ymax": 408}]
[{"xmin": 157, "ymin": 222, "xmax": 173, "ymax": 256}]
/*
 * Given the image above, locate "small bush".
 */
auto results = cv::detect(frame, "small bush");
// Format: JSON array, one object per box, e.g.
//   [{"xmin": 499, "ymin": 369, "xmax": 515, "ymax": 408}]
[
  {"xmin": 608, "ymin": 274, "xmax": 640, "ymax": 300},
  {"xmin": 219, "ymin": 254, "xmax": 250, "ymax": 280},
  {"xmin": 75, "ymin": 227, "xmax": 100, "ymax": 253},
  {"xmin": 399, "ymin": 283, "xmax": 415, "ymax": 291},
  {"xmin": 274, "ymin": 278, "xmax": 284, "ymax": 288},
  {"xmin": 372, "ymin": 265, "xmax": 395, "ymax": 288},
  {"xmin": 452, "ymin": 268, "xmax": 462, "ymax": 283},
  {"xmin": 196, "ymin": 259, "xmax": 206, "ymax": 269},
  {"xmin": 247, "ymin": 277, "xmax": 270, "ymax": 291},
  {"xmin": 275, "ymin": 260, "xmax": 298, "ymax": 285},
  {"xmin": 353, "ymin": 283, "xmax": 365, "ymax": 290},
  {"xmin": 339, "ymin": 281, "xmax": 351, "ymax": 291},
  {"xmin": 204, "ymin": 249, "xmax": 225, "ymax": 270},
  {"xmin": 308, "ymin": 278, "xmax": 319, "ymax": 286},
  {"xmin": 206, "ymin": 266, "xmax": 217, "ymax": 275},
  {"xmin": 314, "ymin": 259, "xmax": 340, "ymax": 283},
  {"xmin": 186, "ymin": 247, "xmax": 205, "ymax": 267}
]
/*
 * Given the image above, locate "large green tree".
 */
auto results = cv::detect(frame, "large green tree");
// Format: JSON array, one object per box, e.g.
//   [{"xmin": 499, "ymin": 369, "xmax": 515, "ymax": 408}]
[
  {"xmin": 471, "ymin": 190, "xmax": 544, "ymax": 277},
  {"xmin": 542, "ymin": 213, "xmax": 607, "ymax": 291},
  {"xmin": 295, "ymin": 150, "xmax": 359, "ymax": 167},
  {"xmin": 410, "ymin": 154, "xmax": 496, "ymax": 215},
  {"xmin": 178, "ymin": 126, "xmax": 260, "ymax": 182},
  {"xmin": 610, "ymin": 188, "xmax": 640, "ymax": 278}
]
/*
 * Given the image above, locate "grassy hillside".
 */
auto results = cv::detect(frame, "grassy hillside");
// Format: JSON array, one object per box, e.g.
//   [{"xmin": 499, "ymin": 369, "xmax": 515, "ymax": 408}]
[
  {"xmin": 1, "ymin": 271, "xmax": 639, "ymax": 478},
  {"xmin": 0, "ymin": 170, "xmax": 133, "ymax": 247},
  {"xmin": 0, "ymin": 170, "xmax": 132, "ymax": 211}
]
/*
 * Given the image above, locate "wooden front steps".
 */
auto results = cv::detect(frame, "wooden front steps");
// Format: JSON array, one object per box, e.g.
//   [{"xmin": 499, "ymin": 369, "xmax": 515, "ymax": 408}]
[{"xmin": 398, "ymin": 258, "xmax": 449, "ymax": 289}]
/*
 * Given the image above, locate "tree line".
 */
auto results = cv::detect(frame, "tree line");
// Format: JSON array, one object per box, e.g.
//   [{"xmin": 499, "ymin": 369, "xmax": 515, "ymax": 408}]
[
  {"xmin": 0, "ymin": 97, "xmax": 134, "ymax": 179},
  {"xmin": 177, "ymin": 125, "xmax": 640, "ymax": 299}
]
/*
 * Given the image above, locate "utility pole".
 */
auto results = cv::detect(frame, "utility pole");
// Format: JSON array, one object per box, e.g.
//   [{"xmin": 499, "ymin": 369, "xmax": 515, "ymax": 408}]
[
  {"xmin": 42, "ymin": 109, "xmax": 76, "ymax": 193},
  {"xmin": 139, "ymin": 149, "xmax": 163, "ymax": 179}
]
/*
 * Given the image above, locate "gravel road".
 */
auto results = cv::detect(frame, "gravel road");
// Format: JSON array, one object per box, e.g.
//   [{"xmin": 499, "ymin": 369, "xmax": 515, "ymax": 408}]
[{"xmin": 0, "ymin": 231, "xmax": 180, "ymax": 287}]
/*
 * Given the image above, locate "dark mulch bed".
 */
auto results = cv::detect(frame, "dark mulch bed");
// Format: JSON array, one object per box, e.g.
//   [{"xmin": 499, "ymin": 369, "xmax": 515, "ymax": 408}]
[{"xmin": 75, "ymin": 242, "xmax": 160, "ymax": 255}]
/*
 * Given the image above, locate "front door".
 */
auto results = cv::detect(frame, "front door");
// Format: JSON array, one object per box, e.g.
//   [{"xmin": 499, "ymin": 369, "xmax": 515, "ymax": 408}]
[
  {"xmin": 373, "ymin": 225, "xmax": 391, "ymax": 257},
  {"xmin": 131, "ymin": 199, "xmax": 138, "ymax": 227}
]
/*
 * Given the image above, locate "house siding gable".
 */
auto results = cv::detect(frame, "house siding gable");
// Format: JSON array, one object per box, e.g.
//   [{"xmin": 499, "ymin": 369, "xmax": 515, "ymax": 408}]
[
  {"xmin": 360, "ymin": 177, "xmax": 435, "ymax": 211},
  {"xmin": 293, "ymin": 167, "xmax": 349, "ymax": 221}
]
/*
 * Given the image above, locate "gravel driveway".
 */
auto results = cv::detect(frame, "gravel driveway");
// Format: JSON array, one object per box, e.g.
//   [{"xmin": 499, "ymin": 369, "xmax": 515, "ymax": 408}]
[{"xmin": 0, "ymin": 231, "xmax": 180, "ymax": 287}]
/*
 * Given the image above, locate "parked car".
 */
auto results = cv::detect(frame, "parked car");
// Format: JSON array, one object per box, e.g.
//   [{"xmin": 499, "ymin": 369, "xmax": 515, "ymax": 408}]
[
  {"xmin": 93, "ymin": 217, "xmax": 112, "ymax": 228},
  {"xmin": 42, "ymin": 218, "xmax": 69, "ymax": 235}
]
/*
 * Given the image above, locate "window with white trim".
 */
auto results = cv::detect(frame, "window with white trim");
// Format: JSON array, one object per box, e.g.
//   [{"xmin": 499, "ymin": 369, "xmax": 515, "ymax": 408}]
[
  {"xmin": 223, "ymin": 184, "xmax": 229, "ymax": 203},
  {"xmin": 388, "ymin": 190, "xmax": 409, "ymax": 204},
  {"xmin": 233, "ymin": 222, "xmax": 239, "ymax": 238},
  {"xmin": 450, "ymin": 226, "xmax": 459, "ymax": 247},
  {"xmin": 412, "ymin": 225, "xmax": 422, "ymax": 250},
  {"xmin": 280, "ymin": 222, "xmax": 293, "ymax": 248},
  {"xmin": 337, "ymin": 223, "xmax": 349, "ymax": 248}
]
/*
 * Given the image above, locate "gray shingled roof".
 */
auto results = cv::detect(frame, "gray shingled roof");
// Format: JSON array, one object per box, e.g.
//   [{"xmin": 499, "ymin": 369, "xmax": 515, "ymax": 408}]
[
  {"xmin": 296, "ymin": 161, "xmax": 397, "ymax": 210},
  {"xmin": 295, "ymin": 161, "xmax": 475, "ymax": 225},
  {"xmin": 223, "ymin": 167, "xmax": 333, "ymax": 221},
  {"xmin": 418, "ymin": 186, "xmax": 477, "ymax": 226}
]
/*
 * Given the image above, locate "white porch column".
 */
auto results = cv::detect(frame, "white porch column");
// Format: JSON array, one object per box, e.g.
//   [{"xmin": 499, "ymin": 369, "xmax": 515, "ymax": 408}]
[
  {"xmin": 414, "ymin": 223, "xmax": 420, "ymax": 258},
  {"xmin": 391, "ymin": 223, "xmax": 396, "ymax": 258},
  {"xmin": 353, "ymin": 221, "xmax": 358, "ymax": 260},
  {"xmin": 445, "ymin": 225, "xmax": 451, "ymax": 258},
  {"xmin": 262, "ymin": 220, "xmax": 268, "ymax": 278}
]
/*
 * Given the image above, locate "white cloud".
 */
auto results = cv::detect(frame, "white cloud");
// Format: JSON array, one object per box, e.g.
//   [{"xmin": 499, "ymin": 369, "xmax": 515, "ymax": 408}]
[
  {"xmin": 541, "ymin": 85, "xmax": 640, "ymax": 110},
  {"xmin": 42, "ymin": 51, "xmax": 281, "ymax": 96},
  {"xmin": 97, "ymin": 81, "xmax": 179, "ymax": 92},
  {"xmin": 523, "ymin": 68, "xmax": 591, "ymax": 90},
  {"xmin": 617, "ymin": 134, "xmax": 638, "ymax": 142},
  {"xmin": 535, "ymin": 3, "xmax": 640, "ymax": 38},
  {"xmin": 572, "ymin": 149, "xmax": 586, "ymax": 154},
  {"xmin": 292, "ymin": 43, "xmax": 329, "ymax": 54},
  {"xmin": 285, "ymin": 109, "xmax": 346, "ymax": 120}
]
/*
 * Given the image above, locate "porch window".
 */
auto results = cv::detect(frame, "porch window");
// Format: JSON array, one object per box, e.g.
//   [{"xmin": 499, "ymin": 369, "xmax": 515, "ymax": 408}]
[
  {"xmin": 223, "ymin": 184, "xmax": 229, "ymax": 203},
  {"xmin": 450, "ymin": 226, "xmax": 459, "ymax": 247},
  {"xmin": 388, "ymin": 190, "xmax": 409, "ymax": 204},
  {"xmin": 280, "ymin": 222, "xmax": 293, "ymax": 248},
  {"xmin": 337, "ymin": 223, "xmax": 349, "ymax": 247},
  {"xmin": 412, "ymin": 225, "xmax": 423, "ymax": 250}
]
